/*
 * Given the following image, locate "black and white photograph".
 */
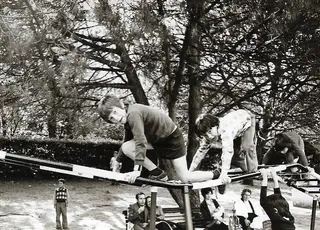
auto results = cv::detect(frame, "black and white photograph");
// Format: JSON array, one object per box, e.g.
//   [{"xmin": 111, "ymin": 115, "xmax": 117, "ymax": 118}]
[{"xmin": 0, "ymin": 0, "xmax": 320, "ymax": 229}]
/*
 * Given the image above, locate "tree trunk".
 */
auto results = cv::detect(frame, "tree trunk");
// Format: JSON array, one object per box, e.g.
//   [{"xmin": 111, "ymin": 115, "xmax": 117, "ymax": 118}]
[
  {"xmin": 186, "ymin": 17, "xmax": 202, "ymax": 165},
  {"xmin": 185, "ymin": 0, "xmax": 205, "ymax": 208},
  {"xmin": 23, "ymin": 0, "xmax": 60, "ymax": 138},
  {"xmin": 167, "ymin": 19, "xmax": 193, "ymax": 119},
  {"xmin": 257, "ymin": 104, "xmax": 273, "ymax": 162},
  {"xmin": 0, "ymin": 101, "xmax": 6, "ymax": 136},
  {"xmin": 188, "ymin": 79, "xmax": 201, "ymax": 165},
  {"xmin": 117, "ymin": 43, "xmax": 149, "ymax": 105},
  {"xmin": 47, "ymin": 107, "xmax": 57, "ymax": 138}
]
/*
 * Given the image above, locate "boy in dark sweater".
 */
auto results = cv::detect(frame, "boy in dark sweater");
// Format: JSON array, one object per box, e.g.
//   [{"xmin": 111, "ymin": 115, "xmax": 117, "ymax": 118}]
[
  {"xmin": 260, "ymin": 168, "xmax": 295, "ymax": 230},
  {"xmin": 97, "ymin": 95, "xmax": 218, "ymax": 183},
  {"xmin": 262, "ymin": 131, "xmax": 308, "ymax": 167}
]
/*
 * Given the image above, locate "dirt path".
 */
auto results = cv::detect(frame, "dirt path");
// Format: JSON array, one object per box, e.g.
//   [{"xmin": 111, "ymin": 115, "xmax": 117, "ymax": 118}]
[{"xmin": 0, "ymin": 179, "xmax": 318, "ymax": 230}]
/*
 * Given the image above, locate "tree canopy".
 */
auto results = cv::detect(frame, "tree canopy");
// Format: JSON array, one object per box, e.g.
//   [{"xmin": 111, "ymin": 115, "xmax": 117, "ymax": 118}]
[{"xmin": 1, "ymin": 0, "xmax": 320, "ymax": 208}]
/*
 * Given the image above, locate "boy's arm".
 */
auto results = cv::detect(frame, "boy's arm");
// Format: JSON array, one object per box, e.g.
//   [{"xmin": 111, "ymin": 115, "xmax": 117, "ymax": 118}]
[
  {"xmin": 128, "ymin": 204, "xmax": 142, "ymax": 222},
  {"xmin": 110, "ymin": 158, "xmax": 113, "ymax": 168},
  {"xmin": 189, "ymin": 136, "xmax": 211, "ymax": 171},
  {"xmin": 127, "ymin": 113, "xmax": 148, "ymax": 166},
  {"xmin": 124, "ymin": 123, "xmax": 134, "ymax": 142},
  {"xmin": 116, "ymin": 148, "xmax": 126, "ymax": 163},
  {"xmin": 291, "ymin": 141, "xmax": 308, "ymax": 166},
  {"xmin": 53, "ymin": 190, "xmax": 57, "ymax": 207},
  {"xmin": 260, "ymin": 169, "xmax": 269, "ymax": 208},
  {"xmin": 66, "ymin": 189, "xmax": 70, "ymax": 206},
  {"xmin": 157, "ymin": 206, "xmax": 165, "ymax": 220},
  {"xmin": 260, "ymin": 169, "xmax": 282, "ymax": 220},
  {"xmin": 271, "ymin": 168, "xmax": 281, "ymax": 195}
]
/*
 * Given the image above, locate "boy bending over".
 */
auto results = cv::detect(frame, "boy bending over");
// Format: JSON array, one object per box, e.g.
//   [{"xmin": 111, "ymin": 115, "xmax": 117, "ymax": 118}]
[
  {"xmin": 190, "ymin": 110, "xmax": 258, "ymax": 184},
  {"xmin": 98, "ymin": 95, "xmax": 219, "ymax": 183}
]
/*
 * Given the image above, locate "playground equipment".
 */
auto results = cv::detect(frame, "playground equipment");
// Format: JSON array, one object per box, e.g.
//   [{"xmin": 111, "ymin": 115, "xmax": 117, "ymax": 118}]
[{"xmin": 0, "ymin": 150, "xmax": 319, "ymax": 230}]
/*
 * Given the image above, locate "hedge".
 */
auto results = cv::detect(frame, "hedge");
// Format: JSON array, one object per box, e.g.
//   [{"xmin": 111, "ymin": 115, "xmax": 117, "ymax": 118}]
[{"xmin": 0, "ymin": 136, "xmax": 134, "ymax": 180}]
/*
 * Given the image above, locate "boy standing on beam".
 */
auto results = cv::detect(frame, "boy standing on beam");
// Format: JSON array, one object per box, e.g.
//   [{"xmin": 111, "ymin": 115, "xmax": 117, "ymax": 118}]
[
  {"xmin": 189, "ymin": 110, "xmax": 258, "ymax": 191},
  {"xmin": 97, "ymin": 95, "xmax": 223, "ymax": 184}
]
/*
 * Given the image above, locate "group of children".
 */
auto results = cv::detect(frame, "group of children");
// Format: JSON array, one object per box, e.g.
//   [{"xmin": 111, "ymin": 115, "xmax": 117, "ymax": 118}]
[
  {"xmin": 98, "ymin": 95, "xmax": 260, "ymax": 185},
  {"xmin": 128, "ymin": 168, "xmax": 294, "ymax": 230},
  {"xmin": 97, "ymin": 94, "xmax": 314, "ymax": 230}
]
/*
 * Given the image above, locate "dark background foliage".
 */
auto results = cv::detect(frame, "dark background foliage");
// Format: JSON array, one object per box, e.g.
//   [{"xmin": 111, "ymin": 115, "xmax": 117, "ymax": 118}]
[
  {"xmin": 0, "ymin": 137, "xmax": 161, "ymax": 180},
  {"xmin": 0, "ymin": 137, "xmax": 123, "ymax": 179}
]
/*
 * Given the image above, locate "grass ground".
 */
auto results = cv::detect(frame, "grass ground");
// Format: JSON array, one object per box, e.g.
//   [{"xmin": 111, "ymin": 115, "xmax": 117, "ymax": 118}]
[{"xmin": 0, "ymin": 179, "xmax": 318, "ymax": 230}]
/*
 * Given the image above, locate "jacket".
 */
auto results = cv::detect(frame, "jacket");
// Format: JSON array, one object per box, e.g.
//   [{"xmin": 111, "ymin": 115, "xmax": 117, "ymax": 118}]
[
  {"xmin": 260, "ymin": 186, "xmax": 295, "ymax": 230},
  {"xmin": 128, "ymin": 202, "xmax": 148, "ymax": 226}
]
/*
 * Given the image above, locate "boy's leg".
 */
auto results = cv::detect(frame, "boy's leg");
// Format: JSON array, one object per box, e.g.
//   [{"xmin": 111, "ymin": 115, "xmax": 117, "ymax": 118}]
[
  {"xmin": 240, "ymin": 113, "xmax": 258, "ymax": 172},
  {"xmin": 122, "ymin": 140, "xmax": 167, "ymax": 180},
  {"xmin": 133, "ymin": 224, "xmax": 145, "ymax": 230},
  {"xmin": 262, "ymin": 147, "xmax": 277, "ymax": 165},
  {"xmin": 56, "ymin": 204, "xmax": 62, "ymax": 229},
  {"xmin": 121, "ymin": 140, "xmax": 159, "ymax": 171},
  {"xmin": 61, "ymin": 203, "xmax": 68, "ymax": 229},
  {"xmin": 171, "ymin": 155, "xmax": 217, "ymax": 182}
]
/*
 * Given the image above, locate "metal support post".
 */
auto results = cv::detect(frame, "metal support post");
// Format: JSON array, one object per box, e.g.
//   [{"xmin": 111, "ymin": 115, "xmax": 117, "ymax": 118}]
[{"xmin": 183, "ymin": 185, "xmax": 194, "ymax": 230}]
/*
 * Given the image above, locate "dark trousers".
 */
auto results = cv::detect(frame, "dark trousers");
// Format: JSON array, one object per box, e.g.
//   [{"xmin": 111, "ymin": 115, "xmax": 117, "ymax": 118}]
[
  {"xmin": 56, "ymin": 202, "xmax": 68, "ymax": 229},
  {"xmin": 207, "ymin": 222, "xmax": 228, "ymax": 230},
  {"xmin": 238, "ymin": 213, "xmax": 257, "ymax": 230}
]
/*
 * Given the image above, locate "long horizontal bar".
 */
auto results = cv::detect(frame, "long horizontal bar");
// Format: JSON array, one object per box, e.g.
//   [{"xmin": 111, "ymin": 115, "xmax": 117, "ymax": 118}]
[
  {"xmin": 0, "ymin": 151, "xmax": 192, "ymax": 188},
  {"xmin": 0, "ymin": 151, "xmax": 317, "ymax": 190},
  {"xmin": 1, "ymin": 159, "xmax": 94, "ymax": 179},
  {"xmin": 2, "ymin": 157, "xmax": 47, "ymax": 169},
  {"xmin": 0, "ymin": 151, "xmax": 73, "ymax": 170},
  {"xmin": 40, "ymin": 166, "xmax": 94, "ymax": 179},
  {"xmin": 287, "ymin": 181, "xmax": 320, "ymax": 199},
  {"xmin": 308, "ymin": 191, "xmax": 320, "ymax": 194},
  {"xmin": 192, "ymin": 164, "xmax": 305, "ymax": 189},
  {"xmin": 300, "ymin": 185, "xmax": 320, "ymax": 188},
  {"xmin": 309, "ymin": 171, "xmax": 320, "ymax": 180}
]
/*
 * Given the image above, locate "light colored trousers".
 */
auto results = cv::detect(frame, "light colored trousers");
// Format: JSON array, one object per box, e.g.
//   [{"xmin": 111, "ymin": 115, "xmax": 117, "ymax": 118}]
[{"xmin": 56, "ymin": 202, "xmax": 68, "ymax": 229}]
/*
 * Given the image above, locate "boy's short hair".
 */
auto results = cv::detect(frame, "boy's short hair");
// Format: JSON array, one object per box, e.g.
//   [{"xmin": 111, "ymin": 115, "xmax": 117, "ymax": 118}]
[
  {"xmin": 195, "ymin": 114, "xmax": 219, "ymax": 137},
  {"xmin": 241, "ymin": 188, "xmax": 252, "ymax": 197},
  {"xmin": 135, "ymin": 192, "xmax": 145, "ymax": 200},
  {"xmin": 201, "ymin": 187, "xmax": 213, "ymax": 198},
  {"xmin": 97, "ymin": 95, "xmax": 122, "ymax": 122},
  {"xmin": 58, "ymin": 178, "xmax": 65, "ymax": 183},
  {"xmin": 274, "ymin": 133, "xmax": 291, "ymax": 151},
  {"xmin": 266, "ymin": 194, "xmax": 292, "ymax": 218}
]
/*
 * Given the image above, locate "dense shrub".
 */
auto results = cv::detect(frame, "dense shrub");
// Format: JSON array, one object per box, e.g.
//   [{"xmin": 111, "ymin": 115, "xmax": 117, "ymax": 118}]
[{"xmin": 0, "ymin": 137, "xmax": 133, "ymax": 180}]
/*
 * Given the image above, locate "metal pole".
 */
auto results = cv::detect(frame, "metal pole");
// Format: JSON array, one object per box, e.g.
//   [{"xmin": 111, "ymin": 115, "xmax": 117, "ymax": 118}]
[
  {"xmin": 1, "ymin": 151, "xmax": 193, "ymax": 188},
  {"xmin": 193, "ymin": 164, "xmax": 311, "ymax": 190},
  {"xmin": 149, "ymin": 187, "xmax": 158, "ymax": 230},
  {"xmin": 183, "ymin": 185, "xmax": 194, "ymax": 230},
  {"xmin": 310, "ymin": 198, "xmax": 317, "ymax": 230},
  {"xmin": 4, "ymin": 152, "xmax": 73, "ymax": 170}
]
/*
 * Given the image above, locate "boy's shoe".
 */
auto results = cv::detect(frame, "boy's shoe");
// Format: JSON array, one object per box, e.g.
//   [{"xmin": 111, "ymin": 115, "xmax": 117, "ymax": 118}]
[
  {"xmin": 211, "ymin": 168, "xmax": 227, "ymax": 194},
  {"xmin": 149, "ymin": 171, "xmax": 168, "ymax": 182},
  {"xmin": 217, "ymin": 184, "xmax": 227, "ymax": 194},
  {"xmin": 212, "ymin": 168, "xmax": 221, "ymax": 179}
]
